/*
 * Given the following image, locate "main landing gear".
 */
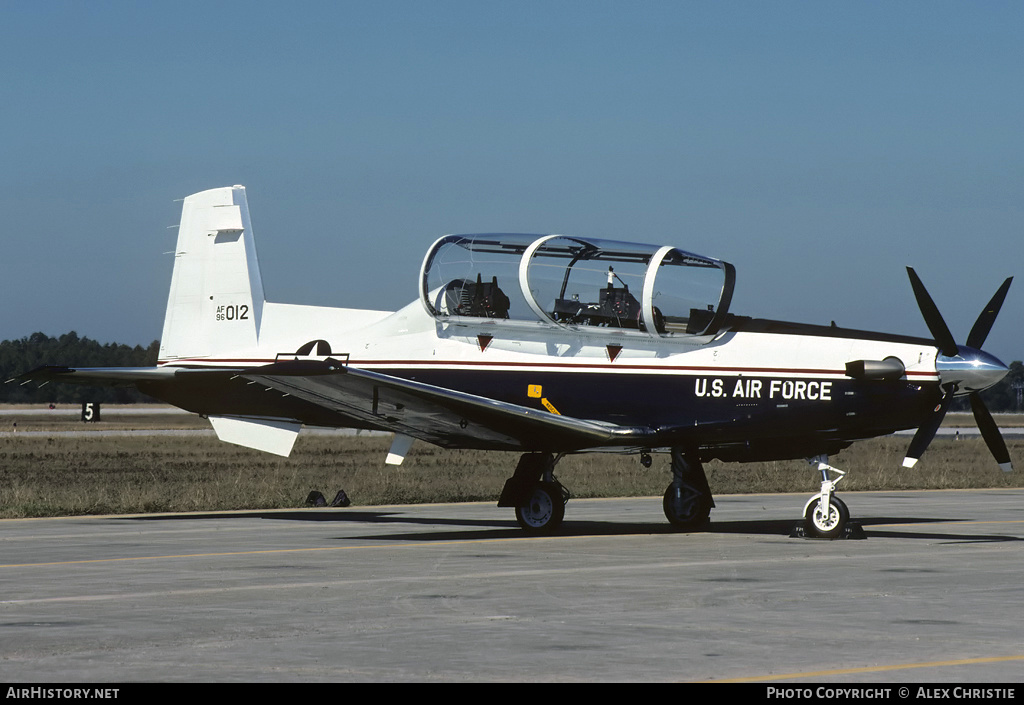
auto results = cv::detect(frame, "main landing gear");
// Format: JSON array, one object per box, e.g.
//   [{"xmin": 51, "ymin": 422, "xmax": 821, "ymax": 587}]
[
  {"xmin": 498, "ymin": 452, "xmax": 570, "ymax": 534},
  {"xmin": 801, "ymin": 455, "xmax": 851, "ymax": 539},
  {"xmin": 499, "ymin": 447, "xmax": 717, "ymax": 534},
  {"xmin": 663, "ymin": 447, "xmax": 715, "ymax": 531}
]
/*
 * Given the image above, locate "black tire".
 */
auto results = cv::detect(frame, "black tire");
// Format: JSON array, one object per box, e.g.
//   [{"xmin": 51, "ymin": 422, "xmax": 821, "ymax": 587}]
[
  {"xmin": 663, "ymin": 484, "xmax": 712, "ymax": 531},
  {"xmin": 515, "ymin": 482, "xmax": 565, "ymax": 534},
  {"xmin": 832, "ymin": 495, "xmax": 848, "ymax": 519},
  {"xmin": 804, "ymin": 495, "xmax": 850, "ymax": 539}
]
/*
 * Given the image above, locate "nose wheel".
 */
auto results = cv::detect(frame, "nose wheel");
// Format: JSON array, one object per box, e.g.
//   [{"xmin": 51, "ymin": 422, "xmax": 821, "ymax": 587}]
[
  {"xmin": 804, "ymin": 494, "xmax": 850, "ymax": 539},
  {"xmin": 802, "ymin": 455, "xmax": 852, "ymax": 539}
]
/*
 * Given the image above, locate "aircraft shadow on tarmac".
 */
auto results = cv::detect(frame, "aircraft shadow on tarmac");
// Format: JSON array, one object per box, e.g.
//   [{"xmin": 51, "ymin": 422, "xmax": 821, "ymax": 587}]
[
  {"xmin": 123, "ymin": 510, "xmax": 1024, "ymax": 544},
  {"xmin": 354, "ymin": 517, "xmax": 1024, "ymax": 544}
]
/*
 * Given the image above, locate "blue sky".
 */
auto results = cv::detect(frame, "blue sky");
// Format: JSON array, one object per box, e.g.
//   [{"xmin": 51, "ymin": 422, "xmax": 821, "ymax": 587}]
[{"xmin": 2, "ymin": 1, "xmax": 1022, "ymax": 362}]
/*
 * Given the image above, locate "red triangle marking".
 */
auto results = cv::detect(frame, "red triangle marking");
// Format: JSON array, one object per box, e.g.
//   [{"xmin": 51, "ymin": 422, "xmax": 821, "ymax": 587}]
[
  {"xmin": 477, "ymin": 335, "xmax": 493, "ymax": 352},
  {"xmin": 606, "ymin": 344, "xmax": 623, "ymax": 362}
]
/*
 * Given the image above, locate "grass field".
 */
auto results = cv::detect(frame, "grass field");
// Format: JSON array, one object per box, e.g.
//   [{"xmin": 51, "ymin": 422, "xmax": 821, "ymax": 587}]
[{"xmin": 1, "ymin": 406, "xmax": 1021, "ymax": 518}]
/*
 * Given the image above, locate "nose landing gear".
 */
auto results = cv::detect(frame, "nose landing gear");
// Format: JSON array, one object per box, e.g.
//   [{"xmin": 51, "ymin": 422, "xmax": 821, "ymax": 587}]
[{"xmin": 800, "ymin": 455, "xmax": 859, "ymax": 539}]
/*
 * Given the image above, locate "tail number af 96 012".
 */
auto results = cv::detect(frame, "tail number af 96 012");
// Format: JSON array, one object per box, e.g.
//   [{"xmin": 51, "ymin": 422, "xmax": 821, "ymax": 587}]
[{"xmin": 215, "ymin": 304, "xmax": 249, "ymax": 321}]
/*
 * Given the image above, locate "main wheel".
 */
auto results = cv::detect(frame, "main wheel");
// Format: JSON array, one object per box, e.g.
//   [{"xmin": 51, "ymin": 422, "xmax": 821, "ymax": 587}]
[
  {"xmin": 663, "ymin": 484, "xmax": 712, "ymax": 531},
  {"xmin": 804, "ymin": 495, "xmax": 850, "ymax": 539},
  {"xmin": 515, "ymin": 482, "xmax": 565, "ymax": 534}
]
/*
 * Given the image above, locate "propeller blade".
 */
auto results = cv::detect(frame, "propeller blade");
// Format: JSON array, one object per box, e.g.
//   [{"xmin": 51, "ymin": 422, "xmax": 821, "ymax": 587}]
[
  {"xmin": 966, "ymin": 277, "xmax": 1013, "ymax": 350},
  {"xmin": 903, "ymin": 392, "xmax": 954, "ymax": 468},
  {"xmin": 970, "ymin": 392, "xmax": 1013, "ymax": 472},
  {"xmin": 907, "ymin": 267, "xmax": 959, "ymax": 357}
]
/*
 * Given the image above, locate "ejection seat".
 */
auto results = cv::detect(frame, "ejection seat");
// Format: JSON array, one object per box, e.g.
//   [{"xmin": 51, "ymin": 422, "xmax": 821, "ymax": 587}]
[{"xmin": 443, "ymin": 274, "xmax": 511, "ymax": 318}]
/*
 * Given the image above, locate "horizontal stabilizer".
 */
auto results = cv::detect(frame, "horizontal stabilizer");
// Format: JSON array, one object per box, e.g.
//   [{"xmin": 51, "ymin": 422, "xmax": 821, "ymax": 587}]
[
  {"xmin": 14, "ymin": 365, "xmax": 177, "ymax": 386},
  {"xmin": 208, "ymin": 415, "xmax": 302, "ymax": 457}
]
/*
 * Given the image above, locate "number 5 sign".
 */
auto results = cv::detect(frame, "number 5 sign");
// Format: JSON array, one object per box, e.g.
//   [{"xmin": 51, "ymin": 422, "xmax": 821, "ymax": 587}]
[{"xmin": 81, "ymin": 402, "xmax": 101, "ymax": 423}]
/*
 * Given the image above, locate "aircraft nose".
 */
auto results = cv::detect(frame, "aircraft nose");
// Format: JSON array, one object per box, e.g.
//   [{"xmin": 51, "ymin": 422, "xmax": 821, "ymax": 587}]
[{"xmin": 936, "ymin": 345, "xmax": 1009, "ymax": 393}]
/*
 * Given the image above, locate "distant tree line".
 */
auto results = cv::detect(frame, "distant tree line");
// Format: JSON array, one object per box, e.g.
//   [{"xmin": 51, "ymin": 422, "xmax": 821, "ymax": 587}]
[
  {"xmin": 1, "ymin": 331, "xmax": 1023, "ymax": 412},
  {"xmin": 1, "ymin": 332, "xmax": 159, "ymax": 404}
]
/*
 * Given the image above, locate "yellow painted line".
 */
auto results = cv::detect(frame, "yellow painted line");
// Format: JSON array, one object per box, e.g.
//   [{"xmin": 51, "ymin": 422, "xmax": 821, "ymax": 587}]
[{"xmin": 708, "ymin": 654, "xmax": 1024, "ymax": 682}]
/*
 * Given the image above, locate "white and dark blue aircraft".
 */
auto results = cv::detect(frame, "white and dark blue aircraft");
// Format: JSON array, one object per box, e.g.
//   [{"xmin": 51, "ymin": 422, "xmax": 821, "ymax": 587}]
[{"xmin": 22, "ymin": 186, "xmax": 1015, "ymax": 536}]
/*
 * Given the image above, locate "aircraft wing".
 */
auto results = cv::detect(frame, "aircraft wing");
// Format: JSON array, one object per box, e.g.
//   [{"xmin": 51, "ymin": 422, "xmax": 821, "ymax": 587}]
[
  {"xmin": 239, "ymin": 359, "xmax": 654, "ymax": 452},
  {"xmin": 14, "ymin": 361, "xmax": 655, "ymax": 453}
]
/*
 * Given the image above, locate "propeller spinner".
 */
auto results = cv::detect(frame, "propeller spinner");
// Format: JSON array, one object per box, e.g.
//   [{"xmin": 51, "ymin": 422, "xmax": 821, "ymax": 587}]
[{"xmin": 903, "ymin": 268, "xmax": 1013, "ymax": 472}]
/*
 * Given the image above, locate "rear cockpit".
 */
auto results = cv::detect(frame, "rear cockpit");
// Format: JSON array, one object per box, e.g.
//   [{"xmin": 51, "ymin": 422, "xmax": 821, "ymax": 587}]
[{"xmin": 421, "ymin": 234, "xmax": 735, "ymax": 339}]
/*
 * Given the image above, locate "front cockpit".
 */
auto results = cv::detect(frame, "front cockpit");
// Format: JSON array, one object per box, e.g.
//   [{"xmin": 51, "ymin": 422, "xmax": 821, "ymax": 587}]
[{"xmin": 420, "ymin": 234, "xmax": 735, "ymax": 339}]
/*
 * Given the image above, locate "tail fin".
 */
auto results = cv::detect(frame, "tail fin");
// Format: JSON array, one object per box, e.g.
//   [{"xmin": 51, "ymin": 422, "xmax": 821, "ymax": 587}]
[{"xmin": 159, "ymin": 185, "xmax": 265, "ymax": 362}]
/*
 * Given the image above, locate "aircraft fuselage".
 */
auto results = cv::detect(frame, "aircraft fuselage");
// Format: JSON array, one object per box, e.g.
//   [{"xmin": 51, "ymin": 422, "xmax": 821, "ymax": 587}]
[{"xmin": 143, "ymin": 296, "xmax": 942, "ymax": 462}]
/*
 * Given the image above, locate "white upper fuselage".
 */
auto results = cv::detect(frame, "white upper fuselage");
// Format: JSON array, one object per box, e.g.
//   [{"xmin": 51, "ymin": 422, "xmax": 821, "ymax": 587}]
[{"xmin": 158, "ymin": 296, "xmax": 941, "ymax": 410}]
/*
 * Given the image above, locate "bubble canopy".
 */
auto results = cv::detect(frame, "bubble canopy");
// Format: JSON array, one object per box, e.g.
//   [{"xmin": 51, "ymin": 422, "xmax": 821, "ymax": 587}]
[{"xmin": 420, "ymin": 234, "xmax": 735, "ymax": 337}]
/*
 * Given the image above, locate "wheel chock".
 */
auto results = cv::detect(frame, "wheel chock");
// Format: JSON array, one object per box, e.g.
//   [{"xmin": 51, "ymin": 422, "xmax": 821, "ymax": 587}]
[
  {"xmin": 790, "ymin": 521, "xmax": 866, "ymax": 539},
  {"xmin": 306, "ymin": 489, "xmax": 352, "ymax": 508}
]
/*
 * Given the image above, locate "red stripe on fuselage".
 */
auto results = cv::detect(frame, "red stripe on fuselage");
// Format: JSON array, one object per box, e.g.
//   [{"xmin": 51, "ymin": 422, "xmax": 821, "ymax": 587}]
[{"xmin": 157, "ymin": 357, "xmax": 938, "ymax": 379}]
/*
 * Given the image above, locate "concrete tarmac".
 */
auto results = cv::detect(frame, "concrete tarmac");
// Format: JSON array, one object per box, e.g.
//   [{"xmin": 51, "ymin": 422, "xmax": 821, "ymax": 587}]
[{"xmin": 2, "ymin": 489, "xmax": 1024, "ymax": 683}]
